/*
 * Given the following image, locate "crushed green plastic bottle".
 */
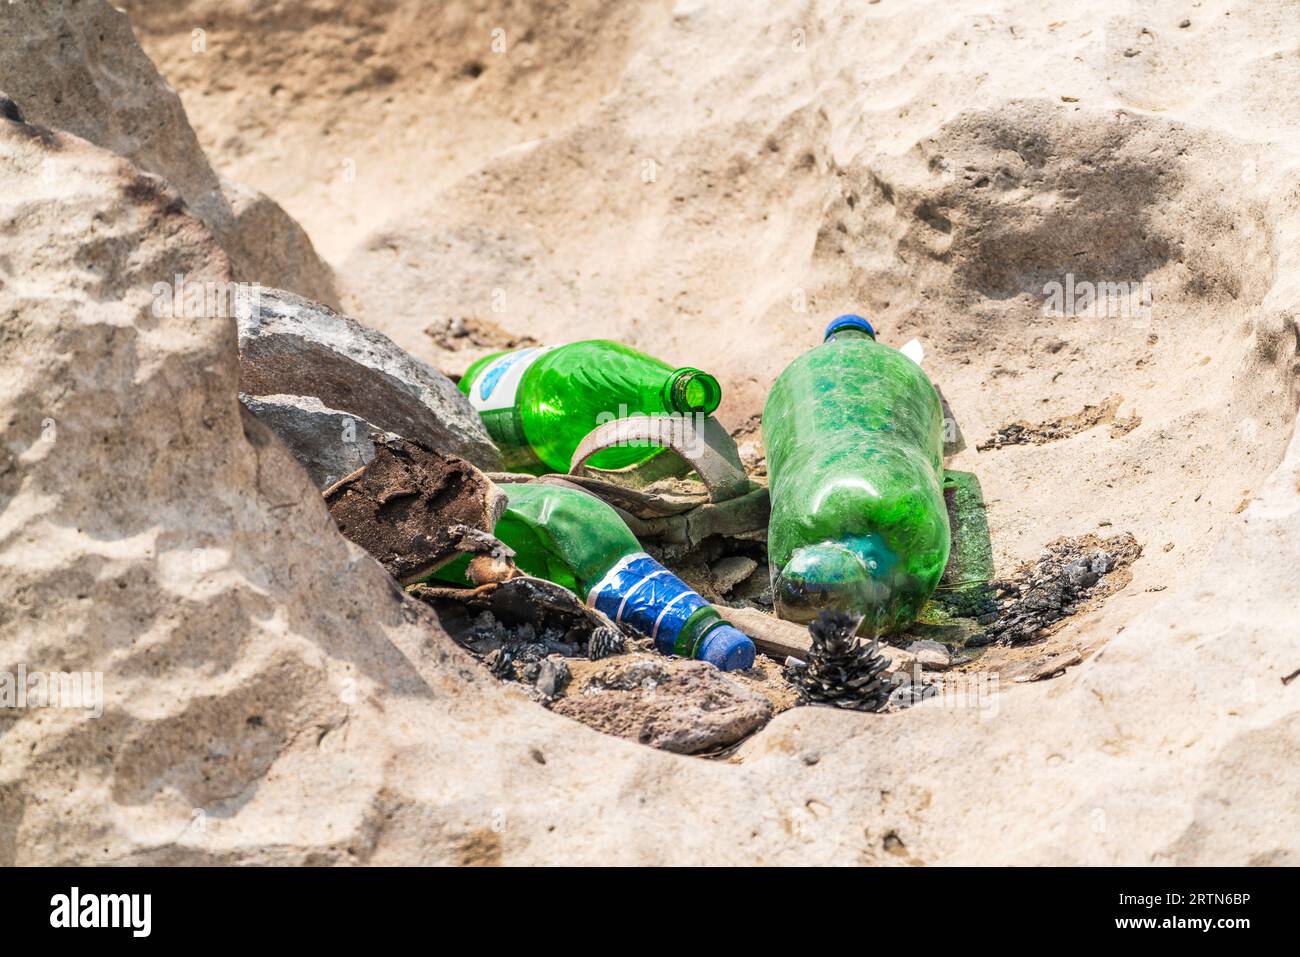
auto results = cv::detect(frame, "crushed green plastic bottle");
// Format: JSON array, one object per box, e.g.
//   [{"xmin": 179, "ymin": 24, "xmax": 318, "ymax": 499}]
[
  {"xmin": 436, "ymin": 483, "xmax": 755, "ymax": 670},
  {"xmin": 459, "ymin": 340, "xmax": 722, "ymax": 474},
  {"xmin": 763, "ymin": 315, "xmax": 951, "ymax": 635},
  {"xmin": 940, "ymin": 470, "xmax": 994, "ymax": 591}
]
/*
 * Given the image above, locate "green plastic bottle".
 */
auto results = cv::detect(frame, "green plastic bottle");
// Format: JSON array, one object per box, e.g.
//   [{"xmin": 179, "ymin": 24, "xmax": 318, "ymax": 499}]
[
  {"xmin": 763, "ymin": 315, "xmax": 950, "ymax": 635},
  {"xmin": 440, "ymin": 483, "xmax": 755, "ymax": 670},
  {"xmin": 458, "ymin": 340, "xmax": 722, "ymax": 474}
]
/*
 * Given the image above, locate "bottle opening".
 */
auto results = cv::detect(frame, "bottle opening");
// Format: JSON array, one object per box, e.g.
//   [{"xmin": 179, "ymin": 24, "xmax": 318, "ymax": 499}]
[
  {"xmin": 697, "ymin": 623, "xmax": 756, "ymax": 671},
  {"xmin": 772, "ymin": 542, "xmax": 893, "ymax": 636},
  {"xmin": 823, "ymin": 314, "xmax": 876, "ymax": 342},
  {"xmin": 667, "ymin": 368, "xmax": 722, "ymax": 416}
]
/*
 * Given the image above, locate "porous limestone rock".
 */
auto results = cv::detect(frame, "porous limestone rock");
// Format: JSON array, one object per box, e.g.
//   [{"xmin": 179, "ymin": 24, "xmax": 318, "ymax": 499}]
[
  {"xmin": 0, "ymin": 1, "xmax": 337, "ymax": 301},
  {"xmin": 552, "ymin": 656, "xmax": 774, "ymax": 755}
]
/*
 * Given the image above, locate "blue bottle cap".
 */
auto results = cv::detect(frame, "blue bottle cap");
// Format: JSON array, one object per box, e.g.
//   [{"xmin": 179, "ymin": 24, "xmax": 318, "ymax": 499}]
[
  {"xmin": 698, "ymin": 624, "xmax": 756, "ymax": 671},
  {"xmin": 824, "ymin": 314, "xmax": 876, "ymax": 341}
]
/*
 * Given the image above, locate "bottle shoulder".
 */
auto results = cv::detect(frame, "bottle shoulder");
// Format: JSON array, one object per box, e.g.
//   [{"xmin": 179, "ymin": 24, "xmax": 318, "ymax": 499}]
[
  {"xmin": 501, "ymin": 484, "xmax": 640, "ymax": 562},
  {"xmin": 776, "ymin": 339, "xmax": 936, "ymax": 389},
  {"xmin": 765, "ymin": 342, "xmax": 942, "ymax": 442}
]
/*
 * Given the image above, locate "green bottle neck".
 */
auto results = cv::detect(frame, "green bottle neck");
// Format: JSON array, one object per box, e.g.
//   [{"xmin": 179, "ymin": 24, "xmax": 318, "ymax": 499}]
[
  {"xmin": 827, "ymin": 328, "xmax": 875, "ymax": 343},
  {"xmin": 674, "ymin": 606, "xmax": 723, "ymax": 658},
  {"xmin": 660, "ymin": 368, "xmax": 722, "ymax": 417}
]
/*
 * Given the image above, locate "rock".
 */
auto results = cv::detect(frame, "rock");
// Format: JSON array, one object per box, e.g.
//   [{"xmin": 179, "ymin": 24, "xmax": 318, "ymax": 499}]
[
  {"xmin": 552, "ymin": 657, "xmax": 773, "ymax": 754},
  {"xmin": 535, "ymin": 658, "xmax": 571, "ymax": 699},
  {"xmin": 0, "ymin": 1, "xmax": 229, "ymax": 239},
  {"xmin": 220, "ymin": 177, "xmax": 341, "ymax": 310},
  {"xmin": 0, "ymin": 92, "xmax": 24, "ymax": 123},
  {"xmin": 237, "ymin": 288, "xmax": 500, "ymax": 469},
  {"xmin": 710, "ymin": 556, "xmax": 759, "ymax": 595},
  {"xmin": 1064, "ymin": 559, "xmax": 1099, "ymax": 589},
  {"xmin": 729, "ymin": 560, "xmax": 773, "ymax": 604},
  {"xmin": 0, "ymin": 4, "xmax": 334, "ymax": 302},
  {"xmin": 239, "ymin": 394, "xmax": 396, "ymax": 489},
  {"xmin": 736, "ymin": 440, "xmax": 766, "ymax": 475},
  {"xmin": 1089, "ymin": 550, "xmax": 1115, "ymax": 575},
  {"xmin": 324, "ymin": 438, "xmax": 506, "ymax": 584},
  {"xmin": 0, "ymin": 116, "xmax": 487, "ymax": 866},
  {"xmin": 904, "ymin": 639, "xmax": 952, "ymax": 671},
  {"xmin": 1006, "ymin": 650, "xmax": 1085, "ymax": 683},
  {"xmin": 889, "ymin": 681, "xmax": 939, "ymax": 710}
]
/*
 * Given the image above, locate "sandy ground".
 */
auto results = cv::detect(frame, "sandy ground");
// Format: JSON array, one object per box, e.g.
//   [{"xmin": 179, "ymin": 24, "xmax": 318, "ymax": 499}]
[{"xmin": 118, "ymin": 0, "xmax": 671, "ymax": 263}]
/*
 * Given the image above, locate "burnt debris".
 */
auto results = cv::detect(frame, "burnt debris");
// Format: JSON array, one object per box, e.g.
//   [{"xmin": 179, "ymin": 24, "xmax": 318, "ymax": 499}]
[
  {"xmin": 410, "ymin": 576, "xmax": 634, "ymax": 675},
  {"xmin": 324, "ymin": 437, "xmax": 508, "ymax": 584},
  {"xmin": 976, "ymin": 396, "xmax": 1140, "ymax": 451},
  {"xmin": 980, "ymin": 533, "xmax": 1141, "ymax": 646}
]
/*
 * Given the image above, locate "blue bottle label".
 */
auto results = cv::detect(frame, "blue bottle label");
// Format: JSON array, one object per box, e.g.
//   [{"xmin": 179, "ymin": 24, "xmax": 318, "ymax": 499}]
[{"xmin": 585, "ymin": 552, "xmax": 709, "ymax": 657}]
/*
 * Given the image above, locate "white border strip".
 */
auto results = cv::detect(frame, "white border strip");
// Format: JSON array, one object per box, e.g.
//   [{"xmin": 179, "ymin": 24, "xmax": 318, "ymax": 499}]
[{"xmin": 650, "ymin": 589, "xmax": 692, "ymax": 642}]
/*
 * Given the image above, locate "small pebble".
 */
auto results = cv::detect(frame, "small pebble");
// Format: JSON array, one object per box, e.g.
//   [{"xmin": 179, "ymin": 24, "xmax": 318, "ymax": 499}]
[
  {"xmin": 535, "ymin": 657, "xmax": 571, "ymax": 699},
  {"xmin": 905, "ymin": 639, "xmax": 952, "ymax": 671}
]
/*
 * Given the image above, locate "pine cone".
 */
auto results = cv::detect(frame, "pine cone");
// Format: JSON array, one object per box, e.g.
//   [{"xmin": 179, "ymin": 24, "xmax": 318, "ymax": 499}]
[
  {"xmin": 587, "ymin": 626, "xmax": 625, "ymax": 661},
  {"xmin": 794, "ymin": 610, "xmax": 893, "ymax": 712}
]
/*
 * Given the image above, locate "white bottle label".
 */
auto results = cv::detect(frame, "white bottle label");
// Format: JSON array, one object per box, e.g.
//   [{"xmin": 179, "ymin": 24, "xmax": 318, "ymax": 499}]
[{"xmin": 468, "ymin": 346, "xmax": 553, "ymax": 413}]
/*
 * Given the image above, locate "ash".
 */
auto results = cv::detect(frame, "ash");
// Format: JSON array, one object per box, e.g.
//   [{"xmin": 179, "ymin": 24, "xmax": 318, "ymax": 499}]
[{"xmin": 982, "ymin": 534, "xmax": 1141, "ymax": 646}]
